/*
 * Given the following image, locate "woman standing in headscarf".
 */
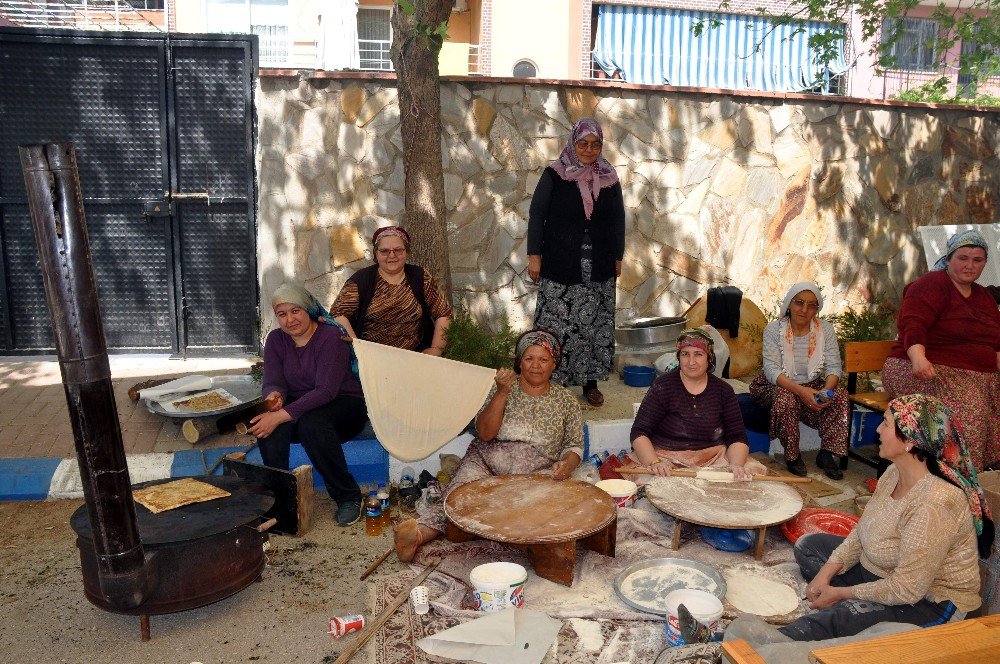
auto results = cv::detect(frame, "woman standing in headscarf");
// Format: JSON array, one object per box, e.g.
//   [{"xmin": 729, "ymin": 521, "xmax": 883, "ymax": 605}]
[
  {"xmin": 527, "ymin": 118, "xmax": 625, "ymax": 407},
  {"xmin": 883, "ymin": 229, "xmax": 1000, "ymax": 470},
  {"xmin": 393, "ymin": 329, "xmax": 584, "ymax": 561},
  {"xmin": 249, "ymin": 283, "xmax": 369, "ymax": 527},
  {"xmin": 750, "ymin": 282, "xmax": 850, "ymax": 479},
  {"xmin": 766, "ymin": 395, "xmax": 992, "ymax": 641}
]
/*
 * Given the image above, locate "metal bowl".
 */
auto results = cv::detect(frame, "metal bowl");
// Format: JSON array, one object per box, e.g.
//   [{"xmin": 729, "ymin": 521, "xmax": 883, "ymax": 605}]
[
  {"xmin": 613, "ymin": 557, "xmax": 727, "ymax": 615},
  {"xmin": 615, "ymin": 317, "xmax": 687, "ymax": 345}
]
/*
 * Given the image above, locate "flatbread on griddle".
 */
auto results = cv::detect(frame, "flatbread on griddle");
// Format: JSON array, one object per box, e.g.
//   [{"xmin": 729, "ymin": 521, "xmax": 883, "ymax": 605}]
[
  {"xmin": 133, "ymin": 478, "xmax": 231, "ymax": 514},
  {"xmin": 171, "ymin": 389, "xmax": 236, "ymax": 412}
]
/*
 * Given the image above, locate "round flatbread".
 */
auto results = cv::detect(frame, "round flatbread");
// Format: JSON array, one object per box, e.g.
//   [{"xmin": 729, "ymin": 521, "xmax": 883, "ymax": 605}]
[{"xmin": 723, "ymin": 570, "xmax": 800, "ymax": 616}]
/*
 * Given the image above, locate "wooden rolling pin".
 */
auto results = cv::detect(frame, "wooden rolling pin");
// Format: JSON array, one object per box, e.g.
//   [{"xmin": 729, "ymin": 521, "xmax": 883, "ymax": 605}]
[{"xmin": 616, "ymin": 466, "xmax": 812, "ymax": 484}]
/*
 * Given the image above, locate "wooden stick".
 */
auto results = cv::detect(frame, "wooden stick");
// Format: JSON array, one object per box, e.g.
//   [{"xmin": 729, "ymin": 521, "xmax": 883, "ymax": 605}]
[
  {"xmin": 360, "ymin": 546, "xmax": 395, "ymax": 581},
  {"xmin": 333, "ymin": 560, "xmax": 440, "ymax": 664},
  {"xmin": 616, "ymin": 466, "xmax": 812, "ymax": 484},
  {"xmin": 127, "ymin": 378, "xmax": 173, "ymax": 401}
]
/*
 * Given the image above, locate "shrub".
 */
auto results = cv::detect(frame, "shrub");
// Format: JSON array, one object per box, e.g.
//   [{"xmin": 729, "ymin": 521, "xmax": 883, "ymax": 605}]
[{"xmin": 443, "ymin": 307, "xmax": 520, "ymax": 369}]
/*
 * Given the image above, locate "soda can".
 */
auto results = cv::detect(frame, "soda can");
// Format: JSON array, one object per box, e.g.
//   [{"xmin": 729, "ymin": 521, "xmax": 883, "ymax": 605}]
[
  {"xmin": 587, "ymin": 454, "xmax": 603, "ymax": 468},
  {"xmin": 328, "ymin": 614, "xmax": 365, "ymax": 638}
]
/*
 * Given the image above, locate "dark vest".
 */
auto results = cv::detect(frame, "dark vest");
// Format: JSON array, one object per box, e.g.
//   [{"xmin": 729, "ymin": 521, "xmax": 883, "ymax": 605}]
[
  {"xmin": 346, "ymin": 263, "xmax": 434, "ymax": 350},
  {"xmin": 538, "ymin": 167, "xmax": 623, "ymax": 285}
]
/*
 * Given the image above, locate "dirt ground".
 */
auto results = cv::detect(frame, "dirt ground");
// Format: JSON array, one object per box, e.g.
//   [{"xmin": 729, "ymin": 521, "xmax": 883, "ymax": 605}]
[{"xmin": 0, "ymin": 496, "xmax": 402, "ymax": 664}]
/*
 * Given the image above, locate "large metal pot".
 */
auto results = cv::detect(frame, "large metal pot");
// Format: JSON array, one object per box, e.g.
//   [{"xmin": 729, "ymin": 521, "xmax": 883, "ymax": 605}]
[{"xmin": 614, "ymin": 316, "xmax": 687, "ymax": 372}]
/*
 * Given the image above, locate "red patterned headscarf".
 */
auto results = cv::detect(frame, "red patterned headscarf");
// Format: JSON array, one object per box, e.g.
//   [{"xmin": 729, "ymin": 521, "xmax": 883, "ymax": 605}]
[
  {"xmin": 372, "ymin": 226, "xmax": 411, "ymax": 249},
  {"xmin": 676, "ymin": 329, "xmax": 716, "ymax": 372},
  {"xmin": 514, "ymin": 329, "xmax": 561, "ymax": 372}
]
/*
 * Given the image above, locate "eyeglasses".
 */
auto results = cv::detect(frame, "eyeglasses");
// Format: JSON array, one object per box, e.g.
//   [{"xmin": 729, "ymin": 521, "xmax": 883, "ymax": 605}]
[
  {"xmin": 791, "ymin": 298, "xmax": 819, "ymax": 311},
  {"xmin": 575, "ymin": 140, "xmax": 603, "ymax": 151},
  {"xmin": 377, "ymin": 247, "xmax": 406, "ymax": 257}
]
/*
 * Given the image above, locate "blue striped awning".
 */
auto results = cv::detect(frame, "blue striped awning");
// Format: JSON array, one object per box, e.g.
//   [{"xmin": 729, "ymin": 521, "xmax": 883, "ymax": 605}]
[{"xmin": 592, "ymin": 5, "xmax": 848, "ymax": 92}]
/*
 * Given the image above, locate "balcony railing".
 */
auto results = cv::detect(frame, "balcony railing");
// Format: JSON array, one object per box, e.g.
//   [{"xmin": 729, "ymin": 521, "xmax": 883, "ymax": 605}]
[
  {"xmin": 359, "ymin": 38, "xmax": 392, "ymax": 71},
  {"xmin": 0, "ymin": 0, "xmax": 162, "ymax": 31}
]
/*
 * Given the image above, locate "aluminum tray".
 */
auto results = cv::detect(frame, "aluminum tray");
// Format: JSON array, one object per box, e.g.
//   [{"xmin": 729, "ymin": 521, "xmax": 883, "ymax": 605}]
[
  {"xmin": 613, "ymin": 557, "xmax": 727, "ymax": 616},
  {"xmin": 145, "ymin": 375, "xmax": 262, "ymax": 418}
]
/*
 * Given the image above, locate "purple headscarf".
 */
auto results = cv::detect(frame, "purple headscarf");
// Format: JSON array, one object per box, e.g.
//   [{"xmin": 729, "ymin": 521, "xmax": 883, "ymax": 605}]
[{"xmin": 550, "ymin": 118, "xmax": 619, "ymax": 220}]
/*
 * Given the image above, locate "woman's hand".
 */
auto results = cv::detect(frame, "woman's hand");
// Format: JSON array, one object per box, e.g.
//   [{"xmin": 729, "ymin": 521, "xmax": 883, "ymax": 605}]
[
  {"xmin": 263, "ymin": 391, "xmax": 284, "ymax": 412},
  {"xmin": 649, "ymin": 458, "xmax": 673, "ymax": 477},
  {"xmin": 796, "ymin": 385, "xmax": 824, "ymax": 412},
  {"xmin": 551, "ymin": 452, "xmax": 581, "ymax": 481},
  {"xmin": 808, "ymin": 583, "xmax": 849, "ymax": 610},
  {"xmin": 527, "ymin": 255, "xmax": 541, "ymax": 283},
  {"xmin": 728, "ymin": 464, "xmax": 750, "ymax": 482},
  {"xmin": 494, "ymin": 368, "xmax": 516, "ymax": 394},
  {"xmin": 248, "ymin": 408, "xmax": 292, "ymax": 439},
  {"xmin": 422, "ymin": 346, "xmax": 445, "ymax": 357},
  {"xmin": 911, "ymin": 355, "xmax": 937, "ymax": 381}
]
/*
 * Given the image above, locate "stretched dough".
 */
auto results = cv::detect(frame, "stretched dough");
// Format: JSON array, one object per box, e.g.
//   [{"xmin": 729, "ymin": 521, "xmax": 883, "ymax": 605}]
[
  {"xmin": 695, "ymin": 470, "xmax": 734, "ymax": 483},
  {"xmin": 353, "ymin": 339, "xmax": 496, "ymax": 462},
  {"xmin": 723, "ymin": 570, "xmax": 800, "ymax": 616}
]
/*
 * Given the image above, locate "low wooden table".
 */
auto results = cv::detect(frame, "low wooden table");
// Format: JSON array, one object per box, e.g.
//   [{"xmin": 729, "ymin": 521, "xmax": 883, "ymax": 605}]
[
  {"xmin": 646, "ymin": 476, "xmax": 803, "ymax": 560},
  {"xmin": 443, "ymin": 474, "xmax": 617, "ymax": 586}
]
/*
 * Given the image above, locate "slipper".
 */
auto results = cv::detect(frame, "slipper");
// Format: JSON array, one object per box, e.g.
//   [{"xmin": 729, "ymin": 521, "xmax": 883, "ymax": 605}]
[{"xmin": 584, "ymin": 388, "xmax": 604, "ymax": 407}]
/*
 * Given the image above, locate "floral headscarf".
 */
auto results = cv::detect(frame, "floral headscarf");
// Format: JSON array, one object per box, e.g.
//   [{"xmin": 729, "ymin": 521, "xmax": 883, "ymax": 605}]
[
  {"xmin": 372, "ymin": 225, "xmax": 411, "ymax": 249},
  {"xmin": 514, "ymin": 329, "xmax": 561, "ymax": 371},
  {"xmin": 676, "ymin": 329, "xmax": 716, "ymax": 373},
  {"xmin": 932, "ymin": 229, "xmax": 989, "ymax": 271},
  {"xmin": 888, "ymin": 394, "xmax": 991, "ymax": 535},
  {"xmin": 271, "ymin": 283, "xmax": 358, "ymax": 375},
  {"xmin": 550, "ymin": 118, "xmax": 620, "ymax": 220}
]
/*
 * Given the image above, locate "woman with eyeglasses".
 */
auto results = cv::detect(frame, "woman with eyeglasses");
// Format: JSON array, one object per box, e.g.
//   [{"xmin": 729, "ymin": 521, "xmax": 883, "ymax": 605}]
[
  {"xmin": 750, "ymin": 282, "xmax": 850, "ymax": 479},
  {"xmin": 526, "ymin": 118, "xmax": 625, "ymax": 408},
  {"xmin": 331, "ymin": 226, "xmax": 452, "ymax": 355},
  {"xmin": 630, "ymin": 329, "xmax": 767, "ymax": 479},
  {"xmin": 882, "ymin": 230, "xmax": 1000, "ymax": 471}
]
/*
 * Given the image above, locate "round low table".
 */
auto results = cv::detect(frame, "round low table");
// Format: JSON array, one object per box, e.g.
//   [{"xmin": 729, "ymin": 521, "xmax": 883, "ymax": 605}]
[
  {"xmin": 444, "ymin": 474, "xmax": 617, "ymax": 586},
  {"xmin": 645, "ymin": 476, "xmax": 803, "ymax": 560}
]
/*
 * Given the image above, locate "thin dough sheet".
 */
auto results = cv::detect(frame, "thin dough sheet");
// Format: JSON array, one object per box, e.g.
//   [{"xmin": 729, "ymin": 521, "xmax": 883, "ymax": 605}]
[{"xmin": 354, "ymin": 339, "xmax": 496, "ymax": 461}]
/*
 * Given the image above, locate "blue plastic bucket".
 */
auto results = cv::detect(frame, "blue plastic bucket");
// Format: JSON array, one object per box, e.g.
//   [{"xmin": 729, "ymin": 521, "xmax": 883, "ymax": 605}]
[{"xmin": 622, "ymin": 365, "xmax": 655, "ymax": 387}]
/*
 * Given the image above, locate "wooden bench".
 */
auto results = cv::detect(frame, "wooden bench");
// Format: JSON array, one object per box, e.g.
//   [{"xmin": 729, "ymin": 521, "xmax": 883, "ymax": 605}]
[{"xmin": 843, "ymin": 341, "xmax": 895, "ymax": 475}]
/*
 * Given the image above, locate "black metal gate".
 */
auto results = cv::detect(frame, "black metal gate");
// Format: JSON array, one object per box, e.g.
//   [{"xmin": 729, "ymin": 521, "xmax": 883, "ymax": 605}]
[{"xmin": 0, "ymin": 27, "xmax": 259, "ymax": 354}]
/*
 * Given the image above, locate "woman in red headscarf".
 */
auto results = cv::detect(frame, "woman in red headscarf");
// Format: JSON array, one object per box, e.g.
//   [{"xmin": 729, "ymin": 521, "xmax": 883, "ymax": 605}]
[{"xmin": 331, "ymin": 226, "xmax": 452, "ymax": 354}]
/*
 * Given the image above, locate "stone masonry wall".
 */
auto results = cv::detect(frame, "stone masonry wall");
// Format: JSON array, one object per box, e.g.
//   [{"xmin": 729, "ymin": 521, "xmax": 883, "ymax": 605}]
[{"xmin": 256, "ymin": 73, "xmax": 1000, "ymax": 337}]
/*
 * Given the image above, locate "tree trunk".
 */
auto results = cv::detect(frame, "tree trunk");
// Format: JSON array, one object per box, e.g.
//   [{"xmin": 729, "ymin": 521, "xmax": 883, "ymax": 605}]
[{"xmin": 391, "ymin": 0, "xmax": 455, "ymax": 301}]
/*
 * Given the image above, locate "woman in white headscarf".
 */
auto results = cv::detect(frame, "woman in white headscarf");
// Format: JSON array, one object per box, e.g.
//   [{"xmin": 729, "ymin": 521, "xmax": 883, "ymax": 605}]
[{"xmin": 749, "ymin": 283, "xmax": 850, "ymax": 479}]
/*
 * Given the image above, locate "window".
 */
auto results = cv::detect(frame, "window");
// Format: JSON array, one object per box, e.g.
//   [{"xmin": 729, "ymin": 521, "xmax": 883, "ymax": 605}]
[
  {"xmin": 958, "ymin": 27, "xmax": 1000, "ymax": 97},
  {"xmin": 512, "ymin": 59, "xmax": 537, "ymax": 77},
  {"xmin": 205, "ymin": 0, "xmax": 290, "ymax": 67},
  {"xmin": 125, "ymin": 0, "xmax": 164, "ymax": 9},
  {"xmin": 881, "ymin": 17, "xmax": 938, "ymax": 72},
  {"xmin": 358, "ymin": 8, "xmax": 392, "ymax": 71}
]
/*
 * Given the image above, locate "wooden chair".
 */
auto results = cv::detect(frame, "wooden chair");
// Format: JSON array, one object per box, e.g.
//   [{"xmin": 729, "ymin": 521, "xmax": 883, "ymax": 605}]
[{"xmin": 843, "ymin": 341, "xmax": 895, "ymax": 475}]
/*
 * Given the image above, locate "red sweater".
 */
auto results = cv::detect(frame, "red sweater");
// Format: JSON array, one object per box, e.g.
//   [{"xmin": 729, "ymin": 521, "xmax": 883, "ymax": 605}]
[{"xmin": 889, "ymin": 270, "xmax": 1000, "ymax": 373}]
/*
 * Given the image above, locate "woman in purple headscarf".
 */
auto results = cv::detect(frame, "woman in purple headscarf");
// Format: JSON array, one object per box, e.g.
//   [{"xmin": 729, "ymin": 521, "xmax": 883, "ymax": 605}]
[{"xmin": 527, "ymin": 118, "xmax": 625, "ymax": 407}]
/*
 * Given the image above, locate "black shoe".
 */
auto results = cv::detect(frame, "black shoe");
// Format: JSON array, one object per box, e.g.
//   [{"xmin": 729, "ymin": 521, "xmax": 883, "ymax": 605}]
[
  {"xmin": 336, "ymin": 500, "xmax": 362, "ymax": 527},
  {"xmin": 785, "ymin": 456, "xmax": 808, "ymax": 476},
  {"xmin": 816, "ymin": 450, "xmax": 844, "ymax": 481}
]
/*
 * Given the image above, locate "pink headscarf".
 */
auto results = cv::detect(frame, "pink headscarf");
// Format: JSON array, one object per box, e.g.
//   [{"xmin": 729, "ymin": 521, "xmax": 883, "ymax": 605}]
[{"xmin": 550, "ymin": 118, "xmax": 619, "ymax": 220}]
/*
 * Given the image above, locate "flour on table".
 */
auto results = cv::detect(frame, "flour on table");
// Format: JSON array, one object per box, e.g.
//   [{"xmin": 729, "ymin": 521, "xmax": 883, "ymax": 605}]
[
  {"xmin": 567, "ymin": 618, "xmax": 603, "ymax": 651},
  {"xmin": 723, "ymin": 570, "xmax": 800, "ymax": 616},
  {"xmin": 619, "ymin": 565, "xmax": 719, "ymax": 612}
]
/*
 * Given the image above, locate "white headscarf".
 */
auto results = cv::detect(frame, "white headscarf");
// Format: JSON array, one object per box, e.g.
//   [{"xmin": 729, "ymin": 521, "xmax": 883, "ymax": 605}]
[{"xmin": 778, "ymin": 282, "xmax": 825, "ymax": 382}]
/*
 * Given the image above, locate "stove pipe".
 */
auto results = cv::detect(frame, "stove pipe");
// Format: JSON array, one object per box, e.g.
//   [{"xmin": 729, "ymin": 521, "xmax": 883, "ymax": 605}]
[{"xmin": 19, "ymin": 143, "xmax": 156, "ymax": 610}]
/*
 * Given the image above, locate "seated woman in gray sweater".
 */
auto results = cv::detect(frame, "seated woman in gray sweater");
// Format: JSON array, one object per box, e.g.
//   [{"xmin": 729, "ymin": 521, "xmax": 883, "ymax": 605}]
[
  {"xmin": 630, "ymin": 329, "xmax": 766, "ymax": 479},
  {"xmin": 750, "ymin": 282, "xmax": 849, "ymax": 480}
]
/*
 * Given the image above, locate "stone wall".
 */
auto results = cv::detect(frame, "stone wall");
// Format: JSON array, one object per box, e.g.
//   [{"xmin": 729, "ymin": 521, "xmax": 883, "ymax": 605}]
[{"xmin": 256, "ymin": 73, "xmax": 1000, "ymax": 337}]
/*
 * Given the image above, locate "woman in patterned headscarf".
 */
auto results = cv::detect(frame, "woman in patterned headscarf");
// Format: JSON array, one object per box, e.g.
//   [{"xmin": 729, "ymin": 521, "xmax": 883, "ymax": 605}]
[
  {"xmin": 773, "ymin": 394, "xmax": 992, "ymax": 641},
  {"xmin": 394, "ymin": 329, "xmax": 584, "ymax": 561},
  {"xmin": 527, "ymin": 118, "xmax": 625, "ymax": 407},
  {"xmin": 883, "ymin": 229, "xmax": 1000, "ymax": 470}
]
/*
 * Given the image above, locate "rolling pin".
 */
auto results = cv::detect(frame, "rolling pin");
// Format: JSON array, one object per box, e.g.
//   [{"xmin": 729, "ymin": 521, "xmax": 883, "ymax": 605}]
[{"xmin": 616, "ymin": 466, "xmax": 812, "ymax": 484}]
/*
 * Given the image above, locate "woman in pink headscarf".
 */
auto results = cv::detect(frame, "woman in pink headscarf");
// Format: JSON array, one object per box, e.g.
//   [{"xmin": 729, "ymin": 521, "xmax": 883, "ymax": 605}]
[{"xmin": 527, "ymin": 118, "xmax": 625, "ymax": 408}]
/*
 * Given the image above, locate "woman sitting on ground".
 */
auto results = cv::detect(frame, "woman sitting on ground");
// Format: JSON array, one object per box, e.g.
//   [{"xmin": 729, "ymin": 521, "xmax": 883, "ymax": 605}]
[
  {"xmin": 883, "ymin": 229, "xmax": 1000, "ymax": 471},
  {"xmin": 331, "ymin": 225, "xmax": 452, "ymax": 355},
  {"xmin": 249, "ymin": 284, "xmax": 370, "ymax": 527},
  {"xmin": 750, "ymin": 282, "xmax": 850, "ymax": 480},
  {"xmin": 630, "ymin": 329, "xmax": 766, "ymax": 480},
  {"xmin": 772, "ymin": 394, "xmax": 992, "ymax": 641},
  {"xmin": 394, "ymin": 329, "xmax": 584, "ymax": 561}
]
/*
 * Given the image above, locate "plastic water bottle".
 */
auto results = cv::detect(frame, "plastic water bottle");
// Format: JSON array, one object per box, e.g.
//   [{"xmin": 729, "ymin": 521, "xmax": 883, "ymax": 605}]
[
  {"xmin": 377, "ymin": 482, "xmax": 391, "ymax": 527},
  {"xmin": 400, "ymin": 466, "xmax": 415, "ymax": 489},
  {"xmin": 365, "ymin": 491, "xmax": 382, "ymax": 536},
  {"xmin": 814, "ymin": 389, "xmax": 835, "ymax": 405}
]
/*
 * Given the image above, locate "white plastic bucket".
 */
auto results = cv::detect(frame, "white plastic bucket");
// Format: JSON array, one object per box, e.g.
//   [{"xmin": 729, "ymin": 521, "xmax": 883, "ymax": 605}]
[
  {"xmin": 595, "ymin": 479, "xmax": 638, "ymax": 508},
  {"xmin": 664, "ymin": 589, "xmax": 723, "ymax": 646},
  {"xmin": 469, "ymin": 562, "xmax": 527, "ymax": 611}
]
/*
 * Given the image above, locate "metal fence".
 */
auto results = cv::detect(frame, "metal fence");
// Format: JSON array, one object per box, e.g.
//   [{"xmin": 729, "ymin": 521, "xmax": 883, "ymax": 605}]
[{"xmin": 359, "ymin": 38, "xmax": 391, "ymax": 71}]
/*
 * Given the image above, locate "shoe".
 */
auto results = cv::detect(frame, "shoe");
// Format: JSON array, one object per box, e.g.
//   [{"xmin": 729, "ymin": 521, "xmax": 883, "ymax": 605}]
[
  {"xmin": 816, "ymin": 450, "xmax": 844, "ymax": 481},
  {"xmin": 785, "ymin": 456, "xmax": 808, "ymax": 477},
  {"xmin": 584, "ymin": 387, "xmax": 605, "ymax": 407},
  {"xmin": 335, "ymin": 500, "xmax": 362, "ymax": 526}
]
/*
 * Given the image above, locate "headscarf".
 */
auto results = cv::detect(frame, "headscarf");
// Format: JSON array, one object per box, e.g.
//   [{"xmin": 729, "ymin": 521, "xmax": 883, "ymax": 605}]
[
  {"xmin": 887, "ymin": 394, "xmax": 991, "ymax": 535},
  {"xmin": 778, "ymin": 282, "xmax": 825, "ymax": 382},
  {"xmin": 550, "ymin": 118, "xmax": 620, "ymax": 220},
  {"xmin": 932, "ymin": 229, "xmax": 989, "ymax": 271},
  {"xmin": 372, "ymin": 225, "xmax": 411, "ymax": 250},
  {"xmin": 514, "ymin": 329, "xmax": 561, "ymax": 372},
  {"xmin": 271, "ymin": 283, "xmax": 358, "ymax": 375},
  {"xmin": 676, "ymin": 328, "xmax": 716, "ymax": 373}
]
